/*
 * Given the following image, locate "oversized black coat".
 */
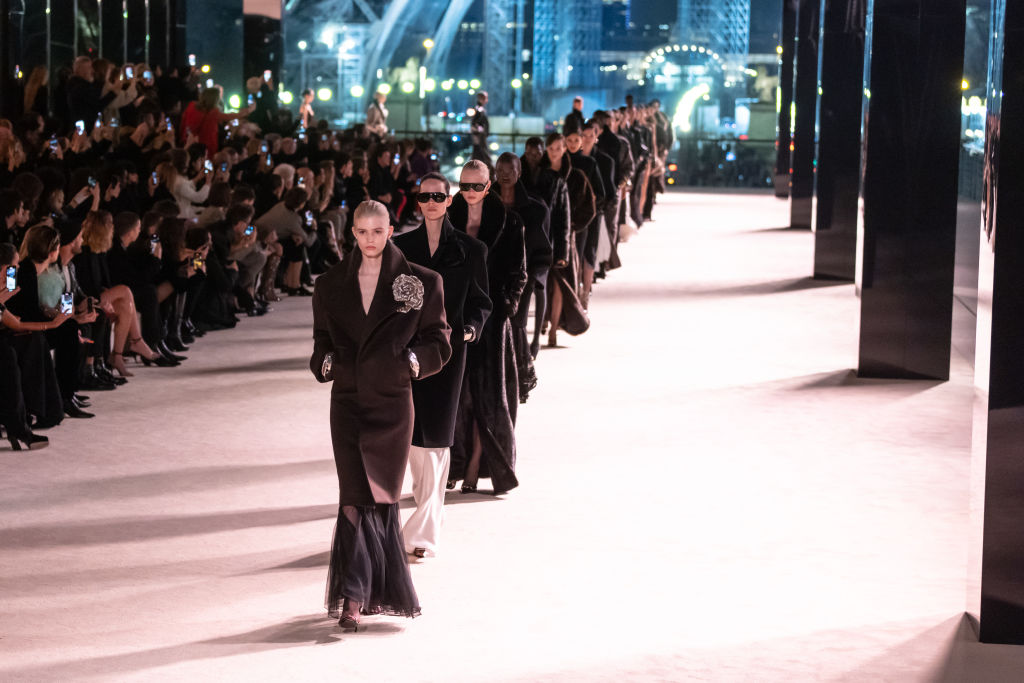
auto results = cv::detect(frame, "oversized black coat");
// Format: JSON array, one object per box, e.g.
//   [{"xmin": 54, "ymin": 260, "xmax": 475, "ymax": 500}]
[
  {"xmin": 310, "ymin": 241, "xmax": 452, "ymax": 504},
  {"xmin": 392, "ymin": 219, "xmax": 491, "ymax": 448},
  {"xmin": 448, "ymin": 193, "xmax": 528, "ymax": 493},
  {"xmin": 522, "ymin": 155, "xmax": 572, "ymax": 265}
]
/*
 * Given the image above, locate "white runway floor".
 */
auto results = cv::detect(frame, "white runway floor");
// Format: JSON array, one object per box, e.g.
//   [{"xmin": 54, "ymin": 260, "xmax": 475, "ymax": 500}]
[{"xmin": 2, "ymin": 191, "xmax": 1023, "ymax": 681}]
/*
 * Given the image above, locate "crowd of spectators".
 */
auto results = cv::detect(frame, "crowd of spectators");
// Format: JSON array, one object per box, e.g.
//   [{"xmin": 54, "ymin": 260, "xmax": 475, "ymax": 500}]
[{"xmin": 0, "ymin": 56, "xmax": 441, "ymax": 451}]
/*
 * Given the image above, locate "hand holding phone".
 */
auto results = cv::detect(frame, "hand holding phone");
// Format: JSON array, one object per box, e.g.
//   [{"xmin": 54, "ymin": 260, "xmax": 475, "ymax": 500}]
[
  {"xmin": 5, "ymin": 266, "xmax": 16, "ymax": 292},
  {"xmin": 60, "ymin": 292, "xmax": 74, "ymax": 315},
  {"xmin": 244, "ymin": 225, "xmax": 255, "ymax": 236}
]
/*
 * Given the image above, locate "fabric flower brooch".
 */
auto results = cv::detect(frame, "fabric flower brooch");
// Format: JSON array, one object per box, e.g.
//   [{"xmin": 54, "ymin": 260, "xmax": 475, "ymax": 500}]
[{"xmin": 393, "ymin": 274, "xmax": 424, "ymax": 313}]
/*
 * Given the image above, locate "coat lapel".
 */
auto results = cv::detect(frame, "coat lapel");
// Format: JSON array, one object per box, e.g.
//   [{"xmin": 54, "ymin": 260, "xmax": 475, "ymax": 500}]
[{"xmin": 361, "ymin": 241, "xmax": 412, "ymax": 346}]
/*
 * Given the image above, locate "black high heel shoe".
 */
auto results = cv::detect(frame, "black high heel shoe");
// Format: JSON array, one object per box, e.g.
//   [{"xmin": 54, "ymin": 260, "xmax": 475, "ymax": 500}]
[
  {"xmin": 7, "ymin": 430, "xmax": 50, "ymax": 451},
  {"xmin": 156, "ymin": 340, "xmax": 187, "ymax": 362},
  {"xmin": 141, "ymin": 353, "xmax": 179, "ymax": 368},
  {"xmin": 338, "ymin": 598, "xmax": 361, "ymax": 631},
  {"xmin": 461, "ymin": 483, "xmax": 477, "ymax": 494}
]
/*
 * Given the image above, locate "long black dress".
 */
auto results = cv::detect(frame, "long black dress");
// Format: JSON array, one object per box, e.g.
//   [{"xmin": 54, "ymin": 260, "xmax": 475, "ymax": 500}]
[
  {"xmin": 447, "ymin": 193, "xmax": 528, "ymax": 494},
  {"xmin": 391, "ymin": 219, "xmax": 491, "ymax": 448},
  {"xmin": 310, "ymin": 241, "xmax": 451, "ymax": 618}
]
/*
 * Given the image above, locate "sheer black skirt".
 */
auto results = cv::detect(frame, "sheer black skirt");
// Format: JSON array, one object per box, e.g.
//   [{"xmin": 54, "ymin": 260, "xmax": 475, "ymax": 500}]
[{"xmin": 325, "ymin": 502, "xmax": 420, "ymax": 619}]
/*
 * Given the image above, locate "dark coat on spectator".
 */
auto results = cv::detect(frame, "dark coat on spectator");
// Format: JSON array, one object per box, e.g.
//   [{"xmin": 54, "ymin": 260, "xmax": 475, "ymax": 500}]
[
  {"xmin": 310, "ymin": 241, "xmax": 452, "ymax": 504},
  {"xmin": 392, "ymin": 219, "xmax": 490, "ymax": 449}
]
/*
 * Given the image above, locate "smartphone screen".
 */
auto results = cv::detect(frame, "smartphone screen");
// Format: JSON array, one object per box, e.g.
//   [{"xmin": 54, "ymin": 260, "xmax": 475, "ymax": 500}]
[
  {"xmin": 151, "ymin": 171, "xmax": 159, "ymax": 185},
  {"xmin": 263, "ymin": 70, "xmax": 272, "ymax": 82},
  {"xmin": 87, "ymin": 176, "xmax": 97, "ymax": 188},
  {"xmin": 248, "ymin": 94, "xmax": 255, "ymax": 106},
  {"xmin": 48, "ymin": 138, "xmax": 59, "ymax": 150},
  {"xmin": 143, "ymin": 70, "xmax": 152, "ymax": 80},
  {"xmin": 60, "ymin": 292, "xmax": 73, "ymax": 315},
  {"xmin": 5, "ymin": 266, "xmax": 16, "ymax": 292},
  {"xmin": 95, "ymin": 114, "xmax": 103, "ymax": 128},
  {"xmin": 220, "ymin": 163, "xmax": 228, "ymax": 172},
  {"xmin": 110, "ymin": 117, "xmax": 119, "ymax": 128},
  {"xmin": 305, "ymin": 210, "xmax": 313, "ymax": 226},
  {"xmin": 393, "ymin": 154, "xmax": 400, "ymax": 164},
  {"xmin": 260, "ymin": 142, "xmax": 268, "ymax": 154},
  {"xmin": 266, "ymin": 154, "xmax": 273, "ymax": 168},
  {"xmin": 188, "ymin": 54, "xmax": 197, "ymax": 67},
  {"xmin": 205, "ymin": 78, "xmax": 213, "ymax": 88},
  {"xmin": 245, "ymin": 225, "xmax": 255, "ymax": 236},
  {"xmin": 204, "ymin": 160, "xmax": 214, "ymax": 172},
  {"xmin": 75, "ymin": 120, "xmax": 85, "ymax": 135},
  {"xmin": 125, "ymin": 66, "xmax": 134, "ymax": 79}
]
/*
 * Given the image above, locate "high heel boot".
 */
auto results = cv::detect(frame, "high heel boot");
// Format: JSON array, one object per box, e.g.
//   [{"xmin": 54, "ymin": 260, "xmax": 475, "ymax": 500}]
[
  {"xmin": 165, "ymin": 293, "xmax": 190, "ymax": 352},
  {"xmin": 5, "ymin": 422, "xmax": 49, "ymax": 450}
]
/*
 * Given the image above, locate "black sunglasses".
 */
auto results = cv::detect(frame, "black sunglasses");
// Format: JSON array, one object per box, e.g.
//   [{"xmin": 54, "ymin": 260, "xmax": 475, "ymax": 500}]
[
  {"xmin": 459, "ymin": 182, "xmax": 488, "ymax": 192},
  {"xmin": 416, "ymin": 192, "xmax": 448, "ymax": 203}
]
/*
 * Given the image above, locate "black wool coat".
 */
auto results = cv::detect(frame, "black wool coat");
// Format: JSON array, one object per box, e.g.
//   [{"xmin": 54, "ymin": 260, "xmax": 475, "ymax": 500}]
[
  {"xmin": 448, "ymin": 192, "xmax": 528, "ymax": 319},
  {"xmin": 392, "ymin": 219, "xmax": 491, "ymax": 448},
  {"xmin": 447, "ymin": 193, "xmax": 528, "ymax": 494},
  {"xmin": 310, "ymin": 241, "xmax": 452, "ymax": 504}
]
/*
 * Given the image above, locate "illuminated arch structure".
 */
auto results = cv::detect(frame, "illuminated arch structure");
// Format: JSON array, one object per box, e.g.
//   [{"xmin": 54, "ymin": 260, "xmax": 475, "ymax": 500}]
[
  {"xmin": 632, "ymin": 42, "xmax": 758, "ymax": 136},
  {"xmin": 283, "ymin": 0, "xmax": 521, "ymax": 115}
]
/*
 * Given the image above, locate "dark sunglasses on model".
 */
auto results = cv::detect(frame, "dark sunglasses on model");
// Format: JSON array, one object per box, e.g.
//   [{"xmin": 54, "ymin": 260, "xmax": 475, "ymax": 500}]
[
  {"xmin": 458, "ymin": 182, "xmax": 488, "ymax": 192},
  {"xmin": 416, "ymin": 192, "xmax": 448, "ymax": 203}
]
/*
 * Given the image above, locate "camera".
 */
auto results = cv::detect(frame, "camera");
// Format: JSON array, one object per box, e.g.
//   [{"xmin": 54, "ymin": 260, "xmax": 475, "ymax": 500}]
[
  {"xmin": 75, "ymin": 120, "xmax": 85, "ymax": 135},
  {"xmin": 245, "ymin": 225, "xmax": 255, "ymax": 236},
  {"xmin": 60, "ymin": 292, "xmax": 73, "ymax": 315},
  {"xmin": 5, "ymin": 266, "xmax": 16, "ymax": 292}
]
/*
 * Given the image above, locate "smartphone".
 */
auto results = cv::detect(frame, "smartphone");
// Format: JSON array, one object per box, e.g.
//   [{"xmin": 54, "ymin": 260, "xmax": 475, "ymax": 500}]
[
  {"xmin": 296, "ymin": 176, "xmax": 305, "ymax": 187},
  {"xmin": 188, "ymin": 54, "xmax": 197, "ymax": 67},
  {"xmin": 60, "ymin": 292, "xmax": 73, "ymax": 315},
  {"xmin": 393, "ymin": 153, "xmax": 400, "ymax": 164},
  {"xmin": 87, "ymin": 176, "xmax": 97, "ymax": 188},
  {"xmin": 263, "ymin": 69, "xmax": 272, "ymax": 82},
  {"xmin": 204, "ymin": 159, "xmax": 214, "ymax": 172},
  {"xmin": 110, "ymin": 117, "xmax": 119, "ymax": 128},
  {"xmin": 75, "ymin": 120, "xmax": 86, "ymax": 135},
  {"xmin": 430, "ymin": 153, "xmax": 438, "ymax": 161},
  {"xmin": 248, "ymin": 93, "xmax": 255, "ymax": 106},
  {"xmin": 143, "ymin": 70, "xmax": 152, "ymax": 80},
  {"xmin": 220, "ymin": 163, "xmax": 228, "ymax": 173},
  {"xmin": 151, "ymin": 171, "xmax": 159, "ymax": 185},
  {"xmin": 205, "ymin": 78, "xmax": 214, "ymax": 88},
  {"xmin": 48, "ymin": 137, "xmax": 59, "ymax": 151},
  {"xmin": 321, "ymin": 134, "xmax": 328, "ymax": 142},
  {"xmin": 260, "ymin": 142, "xmax": 268, "ymax": 154},
  {"xmin": 298, "ymin": 132, "xmax": 306, "ymax": 142},
  {"xmin": 95, "ymin": 114, "xmax": 104, "ymax": 129},
  {"xmin": 266, "ymin": 154, "xmax": 273, "ymax": 168},
  {"xmin": 244, "ymin": 225, "xmax": 255, "ymax": 236},
  {"xmin": 125, "ymin": 66, "xmax": 134, "ymax": 79},
  {"xmin": 149, "ymin": 235, "xmax": 159, "ymax": 254},
  {"xmin": 304, "ymin": 210, "xmax": 314, "ymax": 226},
  {"xmin": 5, "ymin": 266, "xmax": 16, "ymax": 292},
  {"xmin": 193, "ymin": 256, "xmax": 205, "ymax": 271}
]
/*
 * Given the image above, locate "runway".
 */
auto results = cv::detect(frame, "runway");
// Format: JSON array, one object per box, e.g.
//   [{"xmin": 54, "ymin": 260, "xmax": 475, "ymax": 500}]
[{"xmin": 2, "ymin": 191, "xmax": 1022, "ymax": 681}]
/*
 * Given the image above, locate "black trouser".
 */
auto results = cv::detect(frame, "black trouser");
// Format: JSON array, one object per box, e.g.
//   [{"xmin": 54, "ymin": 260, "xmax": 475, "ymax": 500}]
[
  {"xmin": 11, "ymin": 331, "xmax": 63, "ymax": 427},
  {"xmin": 44, "ymin": 319, "xmax": 82, "ymax": 402},
  {"xmin": 0, "ymin": 336, "xmax": 29, "ymax": 434},
  {"xmin": 132, "ymin": 283, "xmax": 162, "ymax": 347}
]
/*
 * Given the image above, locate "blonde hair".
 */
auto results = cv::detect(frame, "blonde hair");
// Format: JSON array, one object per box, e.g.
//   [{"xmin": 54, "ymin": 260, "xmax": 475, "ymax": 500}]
[
  {"xmin": 461, "ymin": 160, "xmax": 490, "ymax": 179},
  {"xmin": 155, "ymin": 161, "xmax": 179, "ymax": 189},
  {"xmin": 352, "ymin": 200, "xmax": 389, "ymax": 225},
  {"xmin": 24, "ymin": 66, "xmax": 48, "ymax": 114},
  {"xmin": 81, "ymin": 210, "xmax": 114, "ymax": 253}
]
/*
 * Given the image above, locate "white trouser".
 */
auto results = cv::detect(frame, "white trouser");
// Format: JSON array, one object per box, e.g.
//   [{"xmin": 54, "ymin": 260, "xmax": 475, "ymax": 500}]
[{"xmin": 403, "ymin": 446, "xmax": 450, "ymax": 557}]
